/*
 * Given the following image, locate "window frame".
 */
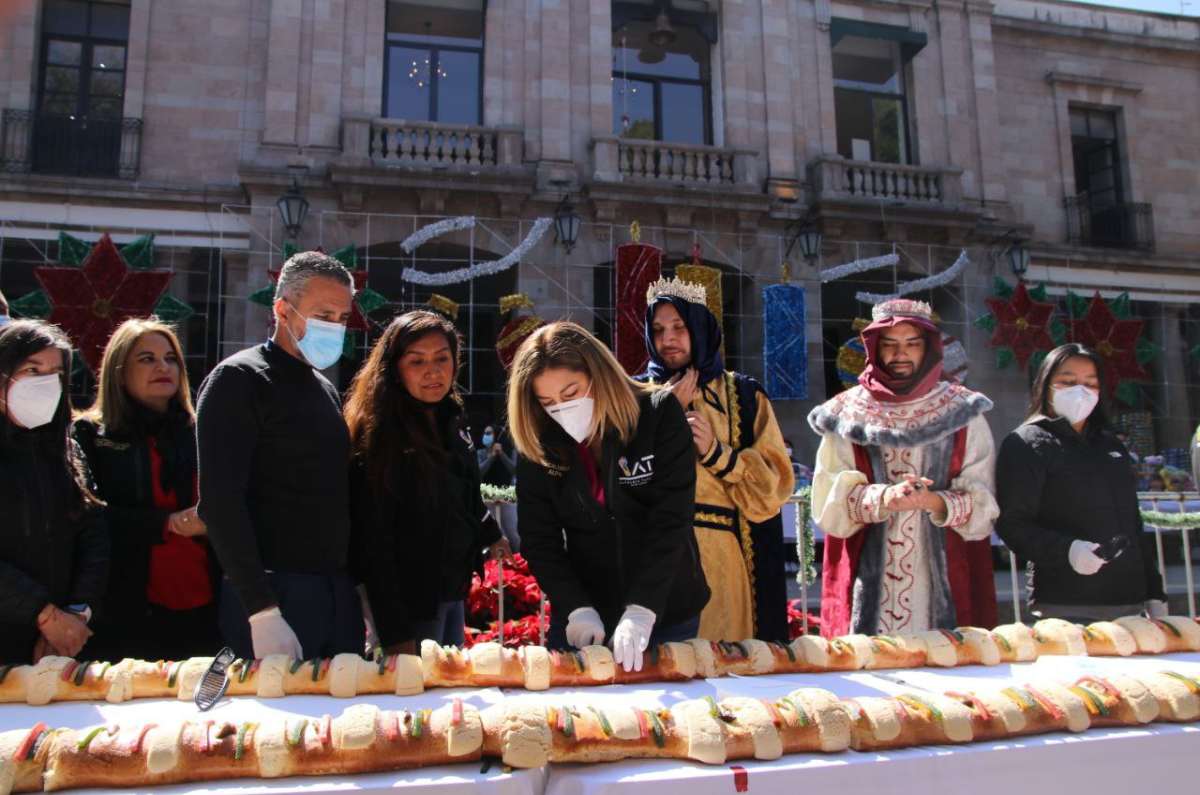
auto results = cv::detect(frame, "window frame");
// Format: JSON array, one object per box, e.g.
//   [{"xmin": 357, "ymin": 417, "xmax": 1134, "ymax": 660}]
[
  {"xmin": 1070, "ymin": 106, "xmax": 1125, "ymax": 208},
  {"xmin": 382, "ymin": 1, "xmax": 487, "ymax": 125},
  {"xmin": 831, "ymin": 33, "xmax": 915, "ymax": 165},
  {"xmin": 37, "ymin": 1, "xmax": 130, "ymax": 122},
  {"xmin": 611, "ymin": 22, "xmax": 714, "ymax": 146}
]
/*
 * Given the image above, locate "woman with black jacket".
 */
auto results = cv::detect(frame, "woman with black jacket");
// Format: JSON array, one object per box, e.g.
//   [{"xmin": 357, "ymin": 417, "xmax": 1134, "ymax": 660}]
[
  {"xmin": 0, "ymin": 320, "xmax": 108, "ymax": 664},
  {"xmin": 508, "ymin": 322, "xmax": 709, "ymax": 673},
  {"xmin": 346, "ymin": 311, "xmax": 509, "ymax": 653},
  {"xmin": 995, "ymin": 343, "xmax": 1166, "ymax": 623},
  {"xmin": 74, "ymin": 319, "xmax": 220, "ymax": 662}
]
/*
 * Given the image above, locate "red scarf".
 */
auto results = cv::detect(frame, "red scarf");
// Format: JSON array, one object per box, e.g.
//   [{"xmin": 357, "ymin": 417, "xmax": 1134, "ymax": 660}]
[{"xmin": 857, "ymin": 316, "xmax": 944, "ymax": 402}]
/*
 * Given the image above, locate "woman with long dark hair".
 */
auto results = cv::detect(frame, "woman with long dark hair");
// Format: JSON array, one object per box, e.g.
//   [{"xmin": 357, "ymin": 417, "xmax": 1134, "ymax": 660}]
[
  {"xmin": 995, "ymin": 343, "xmax": 1166, "ymax": 622},
  {"xmin": 74, "ymin": 318, "xmax": 220, "ymax": 662},
  {"xmin": 0, "ymin": 320, "xmax": 109, "ymax": 664},
  {"xmin": 345, "ymin": 310, "xmax": 508, "ymax": 652}
]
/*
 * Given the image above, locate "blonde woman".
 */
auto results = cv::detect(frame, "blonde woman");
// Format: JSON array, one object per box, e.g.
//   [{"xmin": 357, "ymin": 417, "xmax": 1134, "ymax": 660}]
[
  {"xmin": 509, "ymin": 322, "xmax": 709, "ymax": 672},
  {"xmin": 74, "ymin": 318, "xmax": 219, "ymax": 661}
]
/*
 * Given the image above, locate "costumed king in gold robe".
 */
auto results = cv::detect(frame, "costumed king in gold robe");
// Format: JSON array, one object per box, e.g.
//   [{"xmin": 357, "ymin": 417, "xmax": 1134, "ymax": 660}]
[
  {"xmin": 638, "ymin": 277, "xmax": 794, "ymax": 642},
  {"xmin": 808, "ymin": 299, "xmax": 999, "ymax": 638}
]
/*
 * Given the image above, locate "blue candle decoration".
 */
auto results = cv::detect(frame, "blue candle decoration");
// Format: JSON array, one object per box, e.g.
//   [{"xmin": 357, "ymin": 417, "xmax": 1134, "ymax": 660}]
[{"xmin": 762, "ymin": 283, "xmax": 807, "ymax": 400}]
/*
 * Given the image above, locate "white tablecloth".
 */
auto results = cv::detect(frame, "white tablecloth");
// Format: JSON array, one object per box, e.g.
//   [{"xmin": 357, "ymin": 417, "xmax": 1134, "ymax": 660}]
[{"xmin": 3, "ymin": 655, "xmax": 1196, "ymax": 794}]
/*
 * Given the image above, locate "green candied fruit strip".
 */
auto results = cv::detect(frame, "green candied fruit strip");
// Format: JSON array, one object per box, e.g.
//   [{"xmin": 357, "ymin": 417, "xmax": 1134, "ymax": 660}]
[
  {"xmin": 588, "ymin": 706, "xmax": 612, "ymax": 737},
  {"xmin": 76, "ymin": 726, "xmax": 105, "ymax": 752}
]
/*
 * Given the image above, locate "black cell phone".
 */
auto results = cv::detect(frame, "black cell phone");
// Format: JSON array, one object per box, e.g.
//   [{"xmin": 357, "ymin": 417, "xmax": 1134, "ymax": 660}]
[{"xmin": 1094, "ymin": 535, "xmax": 1131, "ymax": 563}]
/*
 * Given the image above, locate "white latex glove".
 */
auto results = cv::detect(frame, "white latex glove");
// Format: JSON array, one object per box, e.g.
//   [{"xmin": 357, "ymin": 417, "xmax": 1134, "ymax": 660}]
[
  {"xmin": 611, "ymin": 604, "xmax": 656, "ymax": 673},
  {"xmin": 565, "ymin": 607, "xmax": 606, "ymax": 649},
  {"xmin": 1068, "ymin": 540, "xmax": 1107, "ymax": 576},
  {"xmin": 248, "ymin": 607, "xmax": 303, "ymax": 659},
  {"xmin": 1146, "ymin": 599, "xmax": 1169, "ymax": 619}
]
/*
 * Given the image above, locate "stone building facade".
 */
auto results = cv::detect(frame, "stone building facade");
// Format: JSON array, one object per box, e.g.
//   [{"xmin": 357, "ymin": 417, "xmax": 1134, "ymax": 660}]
[{"xmin": 0, "ymin": 0, "xmax": 1198, "ymax": 457}]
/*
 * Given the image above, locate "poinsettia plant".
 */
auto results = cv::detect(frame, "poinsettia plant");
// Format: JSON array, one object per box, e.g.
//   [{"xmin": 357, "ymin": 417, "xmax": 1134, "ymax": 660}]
[
  {"xmin": 787, "ymin": 599, "xmax": 821, "ymax": 640},
  {"xmin": 465, "ymin": 554, "xmax": 549, "ymax": 647},
  {"xmin": 465, "ymin": 612, "xmax": 551, "ymax": 649}
]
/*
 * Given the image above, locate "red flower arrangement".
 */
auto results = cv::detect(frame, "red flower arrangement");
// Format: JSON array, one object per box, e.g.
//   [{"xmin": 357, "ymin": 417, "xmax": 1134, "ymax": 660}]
[
  {"xmin": 787, "ymin": 599, "xmax": 821, "ymax": 640},
  {"xmin": 465, "ymin": 554, "xmax": 549, "ymax": 647}
]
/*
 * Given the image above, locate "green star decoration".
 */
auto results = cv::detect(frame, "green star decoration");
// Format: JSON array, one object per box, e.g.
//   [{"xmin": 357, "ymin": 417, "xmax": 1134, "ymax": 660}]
[
  {"xmin": 248, "ymin": 285, "xmax": 275, "ymax": 308},
  {"xmin": 120, "ymin": 235, "xmax": 156, "ymax": 270},
  {"xmin": 9, "ymin": 289, "xmax": 52, "ymax": 319},
  {"xmin": 153, "ymin": 293, "xmax": 195, "ymax": 322},
  {"xmin": 355, "ymin": 287, "xmax": 389, "ymax": 316},
  {"xmin": 330, "ymin": 244, "xmax": 357, "ymax": 269},
  {"xmin": 56, "ymin": 232, "xmax": 92, "ymax": 266}
]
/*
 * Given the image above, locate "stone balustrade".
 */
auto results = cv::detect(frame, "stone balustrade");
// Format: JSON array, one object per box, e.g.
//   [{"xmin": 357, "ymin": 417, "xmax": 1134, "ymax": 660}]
[{"xmin": 809, "ymin": 155, "xmax": 963, "ymax": 205}]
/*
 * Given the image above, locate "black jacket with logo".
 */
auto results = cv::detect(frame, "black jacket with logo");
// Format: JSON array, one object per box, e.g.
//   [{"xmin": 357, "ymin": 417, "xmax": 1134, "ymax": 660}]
[
  {"xmin": 995, "ymin": 415, "xmax": 1165, "ymax": 608},
  {"xmin": 517, "ymin": 388, "xmax": 709, "ymax": 630},
  {"xmin": 0, "ymin": 423, "xmax": 109, "ymax": 664},
  {"xmin": 350, "ymin": 399, "xmax": 502, "ymax": 645}
]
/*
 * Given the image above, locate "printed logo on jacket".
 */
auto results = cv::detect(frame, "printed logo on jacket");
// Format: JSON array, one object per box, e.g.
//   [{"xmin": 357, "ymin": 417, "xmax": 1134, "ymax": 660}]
[{"xmin": 618, "ymin": 454, "xmax": 655, "ymax": 486}]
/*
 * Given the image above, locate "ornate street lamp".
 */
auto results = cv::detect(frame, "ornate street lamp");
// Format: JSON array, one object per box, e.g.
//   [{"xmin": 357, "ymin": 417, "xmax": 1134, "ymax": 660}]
[
  {"xmin": 1007, "ymin": 242, "xmax": 1030, "ymax": 281},
  {"xmin": 794, "ymin": 224, "xmax": 823, "ymax": 265},
  {"xmin": 554, "ymin": 195, "xmax": 581, "ymax": 254},
  {"xmin": 276, "ymin": 175, "xmax": 309, "ymax": 239}
]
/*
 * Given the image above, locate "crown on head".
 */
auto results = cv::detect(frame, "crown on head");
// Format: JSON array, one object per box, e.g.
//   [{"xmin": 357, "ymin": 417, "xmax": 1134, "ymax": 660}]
[
  {"xmin": 647, "ymin": 276, "xmax": 707, "ymax": 306},
  {"xmin": 872, "ymin": 298, "xmax": 934, "ymax": 323}
]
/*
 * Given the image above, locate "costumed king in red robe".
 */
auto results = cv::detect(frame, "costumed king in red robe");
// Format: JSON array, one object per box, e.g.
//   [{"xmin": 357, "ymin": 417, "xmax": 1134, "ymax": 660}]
[{"xmin": 808, "ymin": 298, "xmax": 999, "ymax": 637}]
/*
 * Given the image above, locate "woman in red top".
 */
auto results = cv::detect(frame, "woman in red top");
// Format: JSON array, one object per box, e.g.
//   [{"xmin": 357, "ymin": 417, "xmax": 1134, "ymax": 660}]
[{"xmin": 74, "ymin": 319, "xmax": 220, "ymax": 661}]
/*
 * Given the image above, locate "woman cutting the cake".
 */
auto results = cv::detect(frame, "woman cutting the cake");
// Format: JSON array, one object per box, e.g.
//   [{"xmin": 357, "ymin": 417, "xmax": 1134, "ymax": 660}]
[{"xmin": 507, "ymin": 321, "xmax": 709, "ymax": 672}]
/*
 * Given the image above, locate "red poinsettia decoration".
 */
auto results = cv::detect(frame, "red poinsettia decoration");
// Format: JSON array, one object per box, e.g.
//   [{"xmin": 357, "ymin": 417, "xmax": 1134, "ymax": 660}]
[
  {"xmin": 1066, "ymin": 291, "xmax": 1150, "ymax": 394},
  {"xmin": 787, "ymin": 599, "xmax": 821, "ymax": 640},
  {"xmin": 36, "ymin": 234, "xmax": 173, "ymax": 372},
  {"xmin": 467, "ymin": 554, "xmax": 547, "ymax": 627},
  {"xmin": 983, "ymin": 281, "xmax": 1056, "ymax": 370},
  {"xmin": 464, "ymin": 612, "xmax": 552, "ymax": 649}
]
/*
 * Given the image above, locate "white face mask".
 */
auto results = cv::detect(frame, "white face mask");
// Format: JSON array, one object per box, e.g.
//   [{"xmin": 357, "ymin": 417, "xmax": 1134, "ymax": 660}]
[
  {"xmin": 1051, "ymin": 384, "xmax": 1099, "ymax": 425},
  {"xmin": 545, "ymin": 394, "xmax": 595, "ymax": 443},
  {"xmin": 5, "ymin": 372, "xmax": 63, "ymax": 429}
]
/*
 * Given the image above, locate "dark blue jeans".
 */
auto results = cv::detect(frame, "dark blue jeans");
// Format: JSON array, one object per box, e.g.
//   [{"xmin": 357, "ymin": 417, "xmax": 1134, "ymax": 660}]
[
  {"xmin": 219, "ymin": 572, "xmax": 363, "ymax": 659},
  {"xmin": 408, "ymin": 600, "xmax": 466, "ymax": 647},
  {"xmin": 547, "ymin": 612, "xmax": 701, "ymax": 651}
]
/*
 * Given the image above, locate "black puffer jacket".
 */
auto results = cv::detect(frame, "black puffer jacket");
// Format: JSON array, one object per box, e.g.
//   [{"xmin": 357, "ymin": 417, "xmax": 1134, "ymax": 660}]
[
  {"xmin": 0, "ymin": 423, "xmax": 109, "ymax": 664},
  {"xmin": 995, "ymin": 415, "xmax": 1165, "ymax": 608},
  {"xmin": 73, "ymin": 406, "xmax": 217, "ymax": 655},
  {"xmin": 517, "ymin": 389, "xmax": 709, "ymax": 630},
  {"xmin": 351, "ymin": 399, "xmax": 501, "ymax": 645}
]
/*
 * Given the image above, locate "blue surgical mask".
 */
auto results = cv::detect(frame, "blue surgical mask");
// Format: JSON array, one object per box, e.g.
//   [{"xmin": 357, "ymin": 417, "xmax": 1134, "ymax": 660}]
[
  {"xmin": 284, "ymin": 302, "xmax": 346, "ymax": 370},
  {"xmin": 482, "ymin": 433, "xmax": 494, "ymax": 447}
]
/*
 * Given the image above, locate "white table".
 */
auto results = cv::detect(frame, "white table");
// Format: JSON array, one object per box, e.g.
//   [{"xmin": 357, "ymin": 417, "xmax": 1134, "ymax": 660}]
[{"xmin": 4, "ymin": 655, "xmax": 1196, "ymax": 794}]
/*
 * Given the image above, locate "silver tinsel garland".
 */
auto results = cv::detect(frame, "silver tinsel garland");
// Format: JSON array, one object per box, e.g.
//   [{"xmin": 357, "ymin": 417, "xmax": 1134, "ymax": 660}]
[
  {"xmin": 400, "ymin": 216, "xmax": 477, "ymax": 254},
  {"xmin": 401, "ymin": 217, "xmax": 553, "ymax": 286},
  {"xmin": 818, "ymin": 252, "xmax": 899, "ymax": 283},
  {"xmin": 854, "ymin": 249, "xmax": 970, "ymax": 304}
]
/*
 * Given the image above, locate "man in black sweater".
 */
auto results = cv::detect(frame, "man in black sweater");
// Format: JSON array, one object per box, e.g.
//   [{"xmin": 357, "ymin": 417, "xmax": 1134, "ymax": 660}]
[{"xmin": 196, "ymin": 251, "xmax": 362, "ymax": 659}]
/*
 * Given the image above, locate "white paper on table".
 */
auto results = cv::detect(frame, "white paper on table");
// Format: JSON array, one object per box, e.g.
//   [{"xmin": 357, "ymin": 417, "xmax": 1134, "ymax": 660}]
[{"xmin": 1029, "ymin": 651, "xmax": 1200, "ymax": 679}]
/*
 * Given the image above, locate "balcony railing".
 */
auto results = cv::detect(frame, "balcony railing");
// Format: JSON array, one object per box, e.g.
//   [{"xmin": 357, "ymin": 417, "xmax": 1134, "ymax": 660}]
[
  {"xmin": 592, "ymin": 136, "xmax": 760, "ymax": 189},
  {"xmin": 1064, "ymin": 194, "xmax": 1155, "ymax": 253},
  {"xmin": 809, "ymin": 155, "xmax": 963, "ymax": 205},
  {"xmin": 1, "ymin": 109, "xmax": 142, "ymax": 179},
  {"xmin": 340, "ymin": 116, "xmax": 522, "ymax": 170}
]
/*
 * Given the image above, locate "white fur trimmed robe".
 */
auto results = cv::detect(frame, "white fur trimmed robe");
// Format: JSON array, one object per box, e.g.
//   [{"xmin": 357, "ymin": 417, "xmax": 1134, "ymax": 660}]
[{"xmin": 808, "ymin": 381, "xmax": 1000, "ymax": 634}]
